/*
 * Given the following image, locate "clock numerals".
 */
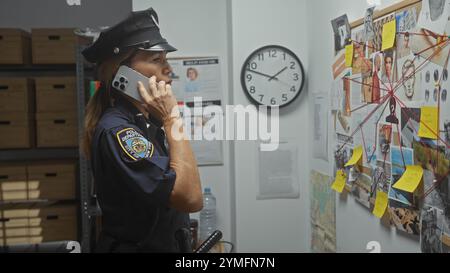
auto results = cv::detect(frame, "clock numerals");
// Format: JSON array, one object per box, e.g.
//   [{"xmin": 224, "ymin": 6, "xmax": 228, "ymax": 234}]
[
  {"xmin": 257, "ymin": 53, "xmax": 264, "ymax": 61},
  {"xmin": 249, "ymin": 86, "xmax": 256, "ymax": 94},
  {"xmin": 282, "ymin": 94, "xmax": 288, "ymax": 102},
  {"xmin": 269, "ymin": 49, "xmax": 277, "ymax": 58},
  {"xmin": 247, "ymin": 62, "xmax": 257, "ymax": 70},
  {"xmin": 246, "ymin": 74, "xmax": 253, "ymax": 82},
  {"xmin": 293, "ymin": 73, "xmax": 299, "ymax": 81},
  {"xmin": 290, "ymin": 86, "xmax": 296, "ymax": 92},
  {"xmin": 290, "ymin": 61, "xmax": 296, "ymax": 69},
  {"xmin": 258, "ymin": 94, "xmax": 264, "ymax": 102}
]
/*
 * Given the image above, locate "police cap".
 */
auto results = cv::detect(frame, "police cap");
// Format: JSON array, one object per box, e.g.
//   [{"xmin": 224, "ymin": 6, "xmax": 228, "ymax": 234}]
[{"xmin": 82, "ymin": 7, "xmax": 177, "ymax": 64}]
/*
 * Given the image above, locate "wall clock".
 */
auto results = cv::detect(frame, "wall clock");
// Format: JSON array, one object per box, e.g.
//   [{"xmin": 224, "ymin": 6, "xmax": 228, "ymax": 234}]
[{"xmin": 241, "ymin": 45, "xmax": 305, "ymax": 107}]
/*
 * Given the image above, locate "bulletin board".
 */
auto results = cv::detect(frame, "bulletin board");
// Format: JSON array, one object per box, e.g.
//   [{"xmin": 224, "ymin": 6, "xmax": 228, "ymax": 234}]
[{"xmin": 330, "ymin": 0, "xmax": 450, "ymax": 253}]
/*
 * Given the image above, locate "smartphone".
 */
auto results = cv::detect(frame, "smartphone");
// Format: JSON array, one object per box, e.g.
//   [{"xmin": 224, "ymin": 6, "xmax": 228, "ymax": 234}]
[{"xmin": 112, "ymin": 65, "xmax": 151, "ymax": 102}]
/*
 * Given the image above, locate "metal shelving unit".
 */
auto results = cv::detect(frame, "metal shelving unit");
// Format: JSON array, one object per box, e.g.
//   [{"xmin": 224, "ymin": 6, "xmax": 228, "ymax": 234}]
[
  {"xmin": 0, "ymin": 148, "xmax": 78, "ymax": 161},
  {"xmin": 76, "ymin": 45, "xmax": 98, "ymax": 253},
  {"xmin": 0, "ymin": 47, "xmax": 96, "ymax": 252}
]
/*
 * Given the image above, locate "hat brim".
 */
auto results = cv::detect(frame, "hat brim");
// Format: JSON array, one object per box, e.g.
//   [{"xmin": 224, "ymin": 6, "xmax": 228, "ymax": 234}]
[{"xmin": 139, "ymin": 42, "xmax": 177, "ymax": 52}]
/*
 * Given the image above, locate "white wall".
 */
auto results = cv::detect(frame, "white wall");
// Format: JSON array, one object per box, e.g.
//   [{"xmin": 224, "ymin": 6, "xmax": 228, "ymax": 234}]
[
  {"xmin": 230, "ymin": 0, "xmax": 310, "ymax": 252},
  {"xmin": 132, "ymin": 0, "xmax": 235, "ymax": 245},
  {"xmin": 307, "ymin": 0, "xmax": 420, "ymax": 252}
]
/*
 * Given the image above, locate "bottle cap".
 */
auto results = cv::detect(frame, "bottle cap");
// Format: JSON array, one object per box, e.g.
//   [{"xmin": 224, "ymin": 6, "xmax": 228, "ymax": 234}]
[{"xmin": 204, "ymin": 187, "xmax": 211, "ymax": 194}]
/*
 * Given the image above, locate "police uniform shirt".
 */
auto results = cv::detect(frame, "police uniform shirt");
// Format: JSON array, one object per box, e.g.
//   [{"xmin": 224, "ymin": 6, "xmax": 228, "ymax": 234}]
[{"xmin": 91, "ymin": 87, "xmax": 189, "ymax": 252}]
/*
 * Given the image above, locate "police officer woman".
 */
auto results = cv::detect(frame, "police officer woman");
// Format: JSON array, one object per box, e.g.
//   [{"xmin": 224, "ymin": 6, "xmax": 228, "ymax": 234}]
[{"xmin": 81, "ymin": 8, "xmax": 203, "ymax": 252}]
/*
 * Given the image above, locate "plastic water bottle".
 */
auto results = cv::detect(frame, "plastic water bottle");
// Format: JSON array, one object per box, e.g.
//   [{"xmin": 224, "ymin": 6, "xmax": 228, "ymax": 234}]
[{"xmin": 199, "ymin": 187, "xmax": 217, "ymax": 243}]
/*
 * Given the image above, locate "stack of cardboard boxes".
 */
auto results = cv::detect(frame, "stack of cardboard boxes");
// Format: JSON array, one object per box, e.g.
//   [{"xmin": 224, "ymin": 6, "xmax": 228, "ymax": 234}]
[
  {"xmin": 0, "ymin": 28, "xmax": 83, "ymax": 246},
  {"xmin": 0, "ymin": 29, "xmax": 34, "ymax": 149},
  {"xmin": 33, "ymin": 28, "xmax": 80, "ymax": 148}
]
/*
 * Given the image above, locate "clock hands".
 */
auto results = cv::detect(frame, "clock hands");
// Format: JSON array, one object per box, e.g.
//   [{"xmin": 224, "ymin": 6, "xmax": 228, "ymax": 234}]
[
  {"xmin": 246, "ymin": 68, "xmax": 292, "ymax": 88},
  {"xmin": 268, "ymin": 66, "xmax": 287, "ymax": 82},
  {"xmin": 246, "ymin": 69, "xmax": 279, "ymax": 81}
]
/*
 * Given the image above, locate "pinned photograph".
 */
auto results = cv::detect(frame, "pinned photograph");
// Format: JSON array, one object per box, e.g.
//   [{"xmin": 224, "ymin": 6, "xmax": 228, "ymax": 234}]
[
  {"xmin": 396, "ymin": 6, "xmax": 419, "ymax": 58},
  {"xmin": 411, "ymin": 28, "xmax": 450, "ymax": 67},
  {"xmin": 442, "ymin": 209, "xmax": 450, "ymax": 252},
  {"xmin": 334, "ymin": 135, "xmax": 353, "ymax": 171},
  {"xmin": 332, "ymin": 14, "xmax": 352, "ymax": 55},
  {"xmin": 353, "ymin": 172, "xmax": 372, "ymax": 209},
  {"xmin": 396, "ymin": 56, "xmax": 420, "ymax": 102},
  {"xmin": 371, "ymin": 165, "xmax": 386, "ymax": 198},
  {"xmin": 373, "ymin": 13, "xmax": 396, "ymax": 52},
  {"xmin": 413, "ymin": 138, "xmax": 449, "ymax": 178},
  {"xmin": 390, "ymin": 146, "xmax": 414, "ymax": 176},
  {"xmin": 371, "ymin": 52, "xmax": 384, "ymax": 103},
  {"xmin": 381, "ymin": 49, "xmax": 396, "ymax": 84},
  {"xmin": 421, "ymin": 205, "xmax": 444, "ymax": 253},
  {"xmin": 422, "ymin": 63, "xmax": 449, "ymax": 105},
  {"xmin": 364, "ymin": 7, "xmax": 375, "ymax": 42},
  {"xmin": 389, "ymin": 199, "xmax": 421, "ymax": 236},
  {"xmin": 417, "ymin": 0, "xmax": 450, "ymax": 35},
  {"xmin": 352, "ymin": 27, "xmax": 369, "ymax": 74},
  {"xmin": 371, "ymin": 160, "xmax": 391, "ymax": 204},
  {"xmin": 377, "ymin": 124, "xmax": 392, "ymax": 162},
  {"xmin": 389, "ymin": 173, "xmax": 414, "ymax": 206},
  {"xmin": 423, "ymin": 170, "xmax": 448, "ymax": 210},
  {"xmin": 361, "ymin": 72, "xmax": 373, "ymax": 103},
  {"xmin": 400, "ymin": 107, "xmax": 420, "ymax": 148}
]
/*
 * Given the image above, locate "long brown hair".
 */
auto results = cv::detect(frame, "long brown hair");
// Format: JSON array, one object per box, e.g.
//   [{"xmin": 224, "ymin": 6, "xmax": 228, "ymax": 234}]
[{"xmin": 82, "ymin": 50, "xmax": 137, "ymax": 158}]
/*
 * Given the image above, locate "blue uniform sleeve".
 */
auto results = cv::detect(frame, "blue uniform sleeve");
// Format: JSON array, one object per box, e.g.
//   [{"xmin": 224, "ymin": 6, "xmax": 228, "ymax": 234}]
[{"xmin": 100, "ymin": 125, "xmax": 176, "ymax": 207}]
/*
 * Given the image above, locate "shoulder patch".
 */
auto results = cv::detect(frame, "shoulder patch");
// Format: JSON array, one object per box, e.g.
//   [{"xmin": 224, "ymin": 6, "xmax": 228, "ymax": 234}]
[{"xmin": 116, "ymin": 128, "xmax": 154, "ymax": 161}]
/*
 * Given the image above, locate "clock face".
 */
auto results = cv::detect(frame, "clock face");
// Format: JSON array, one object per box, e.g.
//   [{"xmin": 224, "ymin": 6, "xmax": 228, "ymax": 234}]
[{"xmin": 241, "ymin": 45, "xmax": 305, "ymax": 107}]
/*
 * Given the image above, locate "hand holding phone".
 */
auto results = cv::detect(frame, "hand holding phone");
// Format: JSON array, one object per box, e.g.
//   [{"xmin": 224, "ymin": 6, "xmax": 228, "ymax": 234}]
[
  {"xmin": 137, "ymin": 77, "xmax": 180, "ymax": 125},
  {"xmin": 113, "ymin": 65, "xmax": 179, "ymax": 124}
]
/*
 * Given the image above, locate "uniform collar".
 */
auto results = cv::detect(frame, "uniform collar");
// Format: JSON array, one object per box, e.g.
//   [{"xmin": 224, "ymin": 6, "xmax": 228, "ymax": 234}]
[{"xmin": 112, "ymin": 90, "xmax": 163, "ymax": 129}]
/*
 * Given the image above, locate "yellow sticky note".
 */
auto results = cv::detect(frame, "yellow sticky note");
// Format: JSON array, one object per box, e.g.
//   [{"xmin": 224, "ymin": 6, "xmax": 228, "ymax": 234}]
[
  {"xmin": 344, "ymin": 146, "xmax": 363, "ymax": 167},
  {"xmin": 418, "ymin": 106, "xmax": 439, "ymax": 139},
  {"xmin": 393, "ymin": 165, "xmax": 424, "ymax": 193},
  {"xmin": 373, "ymin": 191, "xmax": 388, "ymax": 218},
  {"xmin": 331, "ymin": 170, "xmax": 347, "ymax": 193},
  {"xmin": 345, "ymin": 44, "xmax": 354, "ymax": 67},
  {"xmin": 381, "ymin": 20, "xmax": 396, "ymax": 51}
]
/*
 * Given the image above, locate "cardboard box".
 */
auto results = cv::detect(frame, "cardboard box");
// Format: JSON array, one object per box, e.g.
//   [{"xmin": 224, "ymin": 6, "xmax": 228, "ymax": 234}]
[
  {"xmin": 0, "ymin": 112, "xmax": 34, "ymax": 149},
  {"xmin": 27, "ymin": 162, "xmax": 76, "ymax": 200},
  {"xmin": 35, "ymin": 77, "xmax": 76, "ymax": 113},
  {"xmin": 0, "ymin": 78, "xmax": 34, "ymax": 113},
  {"xmin": 31, "ymin": 28, "xmax": 80, "ymax": 64},
  {"xmin": 0, "ymin": 164, "xmax": 28, "ymax": 201},
  {"xmin": 0, "ymin": 29, "xmax": 31, "ymax": 65},
  {"xmin": 0, "ymin": 204, "xmax": 78, "ymax": 246},
  {"xmin": 36, "ymin": 112, "xmax": 78, "ymax": 147}
]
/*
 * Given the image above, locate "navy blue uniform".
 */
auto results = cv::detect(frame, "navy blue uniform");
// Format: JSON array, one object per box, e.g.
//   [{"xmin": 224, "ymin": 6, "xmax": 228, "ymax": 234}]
[{"xmin": 91, "ymin": 88, "xmax": 189, "ymax": 252}]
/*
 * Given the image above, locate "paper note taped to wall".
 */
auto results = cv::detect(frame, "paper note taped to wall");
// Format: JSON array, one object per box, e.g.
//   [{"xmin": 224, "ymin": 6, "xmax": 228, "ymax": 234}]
[
  {"xmin": 418, "ymin": 106, "xmax": 439, "ymax": 139},
  {"xmin": 345, "ymin": 44, "xmax": 354, "ymax": 67},
  {"xmin": 392, "ymin": 165, "xmax": 423, "ymax": 193},
  {"xmin": 373, "ymin": 191, "xmax": 388, "ymax": 218},
  {"xmin": 381, "ymin": 19, "xmax": 396, "ymax": 51},
  {"xmin": 344, "ymin": 146, "xmax": 363, "ymax": 167},
  {"xmin": 331, "ymin": 170, "xmax": 346, "ymax": 193}
]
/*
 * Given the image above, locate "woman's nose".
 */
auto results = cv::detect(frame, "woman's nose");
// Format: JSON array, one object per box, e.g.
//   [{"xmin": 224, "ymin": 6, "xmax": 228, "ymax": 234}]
[{"xmin": 163, "ymin": 64, "xmax": 172, "ymax": 76}]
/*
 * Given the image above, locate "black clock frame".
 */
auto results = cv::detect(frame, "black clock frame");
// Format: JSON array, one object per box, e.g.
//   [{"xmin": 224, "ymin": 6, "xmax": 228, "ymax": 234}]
[{"xmin": 240, "ymin": 45, "xmax": 305, "ymax": 108}]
